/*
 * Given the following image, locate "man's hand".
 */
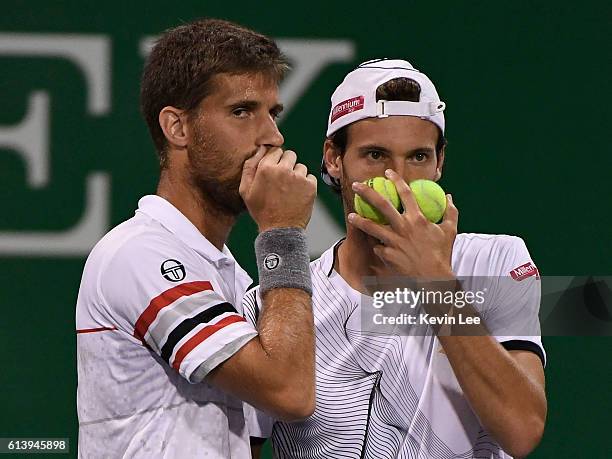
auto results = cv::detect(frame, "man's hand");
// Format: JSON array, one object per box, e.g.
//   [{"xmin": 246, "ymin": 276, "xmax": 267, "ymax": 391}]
[
  {"xmin": 349, "ymin": 170, "xmax": 546, "ymax": 456},
  {"xmin": 348, "ymin": 169, "xmax": 457, "ymax": 279},
  {"xmin": 209, "ymin": 148, "xmax": 317, "ymax": 421},
  {"xmin": 240, "ymin": 147, "xmax": 317, "ymax": 232}
]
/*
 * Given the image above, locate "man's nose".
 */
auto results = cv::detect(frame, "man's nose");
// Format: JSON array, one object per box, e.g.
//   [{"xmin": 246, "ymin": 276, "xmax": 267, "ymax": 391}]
[
  {"xmin": 390, "ymin": 159, "xmax": 405, "ymax": 179},
  {"xmin": 259, "ymin": 116, "xmax": 284, "ymax": 148}
]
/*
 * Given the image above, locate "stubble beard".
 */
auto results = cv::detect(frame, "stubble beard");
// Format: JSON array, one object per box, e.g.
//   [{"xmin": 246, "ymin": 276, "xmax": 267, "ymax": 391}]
[
  {"xmin": 339, "ymin": 159, "xmax": 356, "ymax": 216},
  {"xmin": 187, "ymin": 132, "xmax": 246, "ymax": 217}
]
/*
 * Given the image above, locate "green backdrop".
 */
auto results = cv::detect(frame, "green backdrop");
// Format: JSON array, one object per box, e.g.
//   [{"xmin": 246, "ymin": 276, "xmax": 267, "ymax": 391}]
[{"xmin": 1, "ymin": 1, "xmax": 610, "ymax": 457}]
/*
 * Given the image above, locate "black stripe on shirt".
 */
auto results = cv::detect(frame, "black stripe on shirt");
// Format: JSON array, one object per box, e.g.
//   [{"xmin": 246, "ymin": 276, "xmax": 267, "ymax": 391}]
[
  {"xmin": 327, "ymin": 239, "xmax": 345, "ymax": 277},
  {"xmin": 501, "ymin": 339, "xmax": 545, "ymax": 367},
  {"xmin": 160, "ymin": 302, "xmax": 237, "ymax": 362}
]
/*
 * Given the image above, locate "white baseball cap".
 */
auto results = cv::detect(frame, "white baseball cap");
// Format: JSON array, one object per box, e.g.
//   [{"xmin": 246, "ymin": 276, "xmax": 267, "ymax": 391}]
[{"xmin": 322, "ymin": 58, "xmax": 446, "ymax": 188}]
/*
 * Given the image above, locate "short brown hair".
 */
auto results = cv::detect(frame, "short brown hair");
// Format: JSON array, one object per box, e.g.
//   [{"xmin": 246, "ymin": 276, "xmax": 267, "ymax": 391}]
[
  {"xmin": 140, "ymin": 18, "xmax": 289, "ymax": 167},
  {"xmin": 329, "ymin": 77, "xmax": 447, "ymax": 154}
]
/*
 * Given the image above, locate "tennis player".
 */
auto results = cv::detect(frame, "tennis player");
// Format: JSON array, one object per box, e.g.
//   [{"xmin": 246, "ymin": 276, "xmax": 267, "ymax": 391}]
[
  {"xmin": 244, "ymin": 59, "xmax": 546, "ymax": 458},
  {"xmin": 76, "ymin": 19, "xmax": 316, "ymax": 457}
]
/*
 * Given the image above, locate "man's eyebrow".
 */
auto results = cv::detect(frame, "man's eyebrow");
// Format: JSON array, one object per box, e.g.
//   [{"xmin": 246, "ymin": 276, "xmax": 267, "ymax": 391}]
[
  {"xmin": 227, "ymin": 99, "xmax": 260, "ymax": 110},
  {"xmin": 356, "ymin": 144, "xmax": 435, "ymax": 154},
  {"xmin": 409, "ymin": 147, "xmax": 436, "ymax": 155},
  {"xmin": 356, "ymin": 144, "xmax": 392, "ymax": 153},
  {"xmin": 226, "ymin": 100, "xmax": 284, "ymax": 114}
]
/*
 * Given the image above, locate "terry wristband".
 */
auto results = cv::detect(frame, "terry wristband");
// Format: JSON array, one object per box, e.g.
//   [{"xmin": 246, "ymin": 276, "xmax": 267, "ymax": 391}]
[{"xmin": 255, "ymin": 227, "xmax": 312, "ymax": 296}]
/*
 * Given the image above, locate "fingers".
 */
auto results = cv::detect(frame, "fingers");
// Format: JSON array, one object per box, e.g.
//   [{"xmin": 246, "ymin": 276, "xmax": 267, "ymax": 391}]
[
  {"xmin": 294, "ymin": 163, "xmax": 308, "ymax": 176},
  {"xmin": 258, "ymin": 147, "xmax": 297, "ymax": 170},
  {"xmin": 372, "ymin": 244, "xmax": 392, "ymax": 265},
  {"xmin": 384, "ymin": 169, "xmax": 421, "ymax": 220},
  {"xmin": 294, "ymin": 164, "xmax": 317, "ymax": 194},
  {"xmin": 352, "ymin": 181, "xmax": 402, "ymax": 226},
  {"xmin": 278, "ymin": 150, "xmax": 298, "ymax": 170},
  {"xmin": 245, "ymin": 148, "xmax": 302, "ymax": 197},
  {"xmin": 347, "ymin": 212, "xmax": 395, "ymax": 245},
  {"xmin": 440, "ymin": 194, "xmax": 459, "ymax": 232},
  {"xmin": 259, "ymin": 147, "xmax": 284, "ymax": 167},
  {"xmin": 241, "ymin": 146, "xmax": 267, "ymax": 178},
  {"xmin": 290, "ymin": 163, "xmax": 316, "ymax": 192},
  {"xmin": 306, "ymin": 173, "xmax": 318, "ymax": 190},
  {"xmin": 246, "ymin": 148, "xmax": 317, "ymax": 230},
  {"xmin": 239, "ymin": 146, "xmax": 268, "ymax": 196}
]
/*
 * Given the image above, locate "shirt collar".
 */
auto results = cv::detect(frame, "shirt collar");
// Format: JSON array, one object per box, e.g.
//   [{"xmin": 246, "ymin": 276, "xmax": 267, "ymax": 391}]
[
  {"xmin": 320, "ymin": 238, "xmax": 346, "ymax": 278},
  {"xmin": 136, "ymin": 195, "xmax": 241, "ymax": 268},
  {"xmin": 319, "ymin": 238, "xmax": 369, "ymax": 303}
]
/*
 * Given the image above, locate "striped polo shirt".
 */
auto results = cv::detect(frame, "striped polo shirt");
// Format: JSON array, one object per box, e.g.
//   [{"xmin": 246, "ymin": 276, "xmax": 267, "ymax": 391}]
[
  {"xmin": 76, "ymin": 195, "xmax": 258, "ymax": 458},
  {"xmin": 244, "ymin": 235, "xmax": 545, "ymax": 459}
]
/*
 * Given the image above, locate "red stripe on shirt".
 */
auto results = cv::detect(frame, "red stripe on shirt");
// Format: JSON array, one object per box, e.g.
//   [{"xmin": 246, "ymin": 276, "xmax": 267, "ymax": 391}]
[
  {"xmin": 134, "ymin": 280, "xmax": 213, "ymax": 343},
  {"xmin": 171, "ymin": 314, "xmax": 247, "ymax": 372},
  {"xmin": 76, "ymin": 326, "xmax": 117, "ymax": 334}
]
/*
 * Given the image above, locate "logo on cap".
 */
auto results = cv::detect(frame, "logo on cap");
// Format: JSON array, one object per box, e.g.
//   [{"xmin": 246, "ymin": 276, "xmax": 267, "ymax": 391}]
[
  {"xmin": 510, "ymin": 262, "xmax": 539, "ymax": 281},
  {"xmin": 161, "ymin": 259, "xmax": 186, "ymax": 282},
  {"xmin": 264, "ymin": 253, "xmax": 281, "ymax": 271},
  {"xmin": 331, "ymin": 96, "xmax": 364, "ymax": 122}
]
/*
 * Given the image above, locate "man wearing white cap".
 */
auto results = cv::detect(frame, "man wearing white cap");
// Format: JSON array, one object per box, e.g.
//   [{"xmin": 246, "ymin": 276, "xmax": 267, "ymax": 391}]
[{"xmin": 245, "ymin": 59, "xmax": 547, "ymax": 458}]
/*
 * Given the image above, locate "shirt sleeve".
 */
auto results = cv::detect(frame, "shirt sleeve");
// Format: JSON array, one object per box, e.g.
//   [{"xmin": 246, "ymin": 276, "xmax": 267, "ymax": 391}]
[
  {"xmin": 98, "ymin": 233, "xmax": 258, "ymax": 383},
  {"xmin": 241, "ymin": 286, "xmax": 261, "ymax": 327},
  {"xmin": 479, "ymin": 236, "xmax": 546, "ymax": 366}
]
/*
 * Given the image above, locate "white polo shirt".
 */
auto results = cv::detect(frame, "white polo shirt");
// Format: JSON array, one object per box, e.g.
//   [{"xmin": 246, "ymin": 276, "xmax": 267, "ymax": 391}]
[
  {"xmin": 244, "ymin": 234, "xmax": 545, "ymax": 459},
  {"xmin": 76, "ymin": 195, "xmax": 258, "ymax": 458}
]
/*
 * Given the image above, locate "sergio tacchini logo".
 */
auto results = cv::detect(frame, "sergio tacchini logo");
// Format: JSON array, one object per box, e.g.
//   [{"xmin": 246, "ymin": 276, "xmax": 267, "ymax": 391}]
[
  {"xmin": 263, "ymin": 253, "xmax": 281, "ymax": 270},
  {"xmin": 161, "ymin": 259, "xmax": 186, "ymax": 282}
]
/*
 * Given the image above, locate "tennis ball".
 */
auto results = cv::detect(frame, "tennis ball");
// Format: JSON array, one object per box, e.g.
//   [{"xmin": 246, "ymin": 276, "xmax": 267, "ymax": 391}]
[
  {"xmin": 354, "ymin": 177, "xmax": 448, "ymax": 224},
  {"xmin": 408, "ymin": 179, "xmax": 447, "ymax": 223},
  {"xmin": 354, "ymin": 177, "xmax": 401, "ymax": 225}
]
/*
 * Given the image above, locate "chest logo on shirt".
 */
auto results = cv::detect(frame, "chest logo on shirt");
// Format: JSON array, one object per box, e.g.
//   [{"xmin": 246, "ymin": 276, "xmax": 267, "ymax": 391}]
[
  {"xmin": 510, "ymin": 262, "xmax": 539, "ymax": 281},
  {"xmin": 161, "ymin": 259, "xmax": 186, "ymax": 282},
  {"xmin": 263, "ymin": 253, "xmax": 281, "ymax": 271}
]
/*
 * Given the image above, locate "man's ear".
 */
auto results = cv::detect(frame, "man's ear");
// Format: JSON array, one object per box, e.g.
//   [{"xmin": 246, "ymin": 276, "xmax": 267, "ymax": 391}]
[
  {"xmin": 434, "ymin": 146, "xmax": 445, "ymax": 181},
  {"xmin": 159, "ymin": 106, "xmax": 189, "ymax": 149},
  {"xmin": 323, "ymin": 139, "xmax": 343, "ymax": 181}
]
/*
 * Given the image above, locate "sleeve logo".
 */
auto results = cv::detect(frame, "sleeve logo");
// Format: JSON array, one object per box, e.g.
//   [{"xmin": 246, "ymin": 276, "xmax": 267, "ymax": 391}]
[
  {"xmin": 263, "ymin": 253, "xmax": 281, "ymax": 271},
  {"xmin": 161, "ymin": 259, "xmax": 186, "ymax": 282},
  {"xmin": 510, "ymin": 262, "xmax": 540, "ymax": 281}
]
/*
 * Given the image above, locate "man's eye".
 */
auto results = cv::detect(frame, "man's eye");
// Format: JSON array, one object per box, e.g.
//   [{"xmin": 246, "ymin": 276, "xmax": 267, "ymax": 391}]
[
  {"xmin": 368, "ymin": 151, "xmax": 384, "ymax": 160},
  {"xmin": 414, "ymin": 152, "xmax": 428, "ymax": 161},
  {"xmin": 232, "ymin": 108, "xmax": 249, "ymax": 118}
]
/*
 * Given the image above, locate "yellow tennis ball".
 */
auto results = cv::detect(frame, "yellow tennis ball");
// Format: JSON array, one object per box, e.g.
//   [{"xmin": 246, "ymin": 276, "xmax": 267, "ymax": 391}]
[
  {"xmin": 409, "ymin": 179, "xmax": 447, "ymax": 223},
  {"xmin": 354, "ymin": 177, "xmax": 401, "ymax": 225}
]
